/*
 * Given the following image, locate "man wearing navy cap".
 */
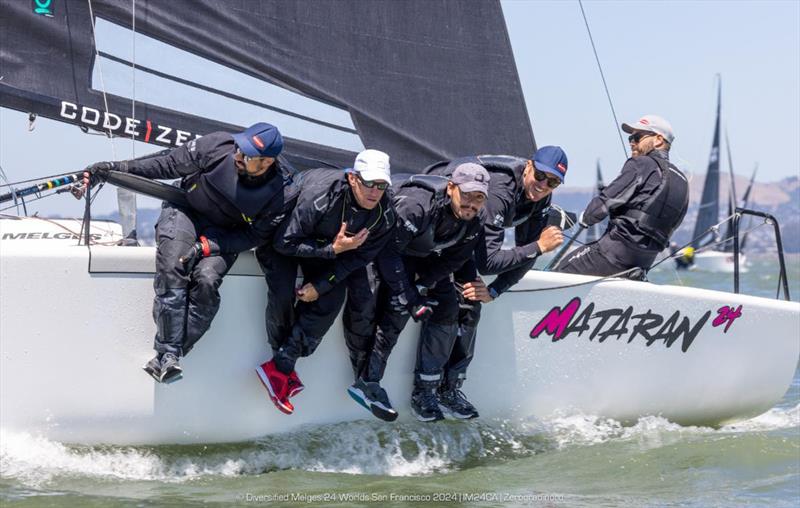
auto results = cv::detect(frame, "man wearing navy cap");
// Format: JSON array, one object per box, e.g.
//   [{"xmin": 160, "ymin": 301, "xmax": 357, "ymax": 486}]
[
  {"xmin": 419, "ymin": 147, "xmax": 567, "ymax": 420},
  {"xmin": 556, "ymin": 115, "xmax": 688, "ymax": 278},
  {"xmin": 83, "ymin": 123, "xmax": 299, "ymax": 383}
]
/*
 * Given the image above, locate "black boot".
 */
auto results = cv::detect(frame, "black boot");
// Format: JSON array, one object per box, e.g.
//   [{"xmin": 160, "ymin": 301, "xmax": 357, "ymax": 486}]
[
  {"xmin": 410, "ymin": 384, "xmax": 444, "ymax": 422},
  {"xmin": 438, "ymin": 380, "xmax": 479, "ymax": 419}
]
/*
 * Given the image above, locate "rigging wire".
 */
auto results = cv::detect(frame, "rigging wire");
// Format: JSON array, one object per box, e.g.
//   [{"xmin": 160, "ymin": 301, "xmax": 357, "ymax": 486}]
[
  {"xmin": 86, "ymin": 0, "xmax": 118, "ymax": 160},
  {"xmin": 578, "ymin": 0, "xmax": 628, "ymax": 159}
]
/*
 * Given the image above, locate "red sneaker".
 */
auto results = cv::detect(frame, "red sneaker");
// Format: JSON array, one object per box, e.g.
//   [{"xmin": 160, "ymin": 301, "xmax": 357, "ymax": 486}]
[
  {"xmin": 256, "ymin": 360, "xmax": 294, "ymax": 415},
  {"xmin": 287, "ymin": 370, "xmax": 305, "ymax": 398}
]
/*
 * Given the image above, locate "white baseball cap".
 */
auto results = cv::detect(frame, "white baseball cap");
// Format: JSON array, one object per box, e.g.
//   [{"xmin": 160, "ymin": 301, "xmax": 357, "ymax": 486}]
[
  {"xmin": 621, "ymin": 114, "xmax": 675, "ymax": 144},
  {"xmin": 352, "ymin": 149, "xmax": 391, "ymax": 184}
]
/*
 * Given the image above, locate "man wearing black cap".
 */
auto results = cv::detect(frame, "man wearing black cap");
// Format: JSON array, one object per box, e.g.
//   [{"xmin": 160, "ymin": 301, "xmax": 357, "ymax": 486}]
[
  {"xmin": 83, "ymin": 123, "xmax": 298, "ymax": 383},
  {"xmin": 556, "ymin": 115, "xmax": 688, "ymax": 278},
  {"xmin": 342, "ymin": 162, "xmax": 490, "ymax": 422},
  {"xmin": 255, "ymin": 149, "xmax": 396, "ymax": 415},
  {"xmin": 420, "ymin": 146, "xmax": 568, "ymax": 420}
]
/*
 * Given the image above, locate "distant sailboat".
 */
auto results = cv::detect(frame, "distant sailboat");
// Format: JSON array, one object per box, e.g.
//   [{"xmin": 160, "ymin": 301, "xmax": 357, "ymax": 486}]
[{"xmin": 683, "ymin": 77, "xmax": 748, "ymax": 273}]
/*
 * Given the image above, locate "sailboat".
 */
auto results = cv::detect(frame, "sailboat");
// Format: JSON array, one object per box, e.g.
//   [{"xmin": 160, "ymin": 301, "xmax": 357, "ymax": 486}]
[
  {"xmin": 688, "ymin": 79, "xmax": 752, "ymax": 273},
  {"xmin": 1, "ymin": 1, "xmax": 798, "ymax": 445}
]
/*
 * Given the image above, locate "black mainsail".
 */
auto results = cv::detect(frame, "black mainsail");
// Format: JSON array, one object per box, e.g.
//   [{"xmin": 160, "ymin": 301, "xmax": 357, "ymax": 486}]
[{"xmin": 0, "ymin": 0, "xmax": 535, "ymax": 173}]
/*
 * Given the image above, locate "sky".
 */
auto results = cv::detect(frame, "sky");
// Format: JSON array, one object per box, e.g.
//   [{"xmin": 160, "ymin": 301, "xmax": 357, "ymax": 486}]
[{"xmin": 1, "ymin": 0, "xmax": 798, "ymax": 217}]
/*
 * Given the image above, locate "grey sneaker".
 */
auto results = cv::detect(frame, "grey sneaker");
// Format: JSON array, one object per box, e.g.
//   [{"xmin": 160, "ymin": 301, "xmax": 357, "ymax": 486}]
[
  {"xmin": 159, "ymin": 353, "xmax": 183, "ymax": 384},
  {"xmin": 142, "ymin": 354, "xmax": 162, "ymax": 382},
  {"xmin": 410, "ymin": 388, "xmax": 444, "ymax": 422},
  {"xmin": 438, "ymin": 387, "xmax": 479, "ymax": 419},
  {"xmin": 348, "ymin": 378, "xmax": 398, "ymax": 422}
]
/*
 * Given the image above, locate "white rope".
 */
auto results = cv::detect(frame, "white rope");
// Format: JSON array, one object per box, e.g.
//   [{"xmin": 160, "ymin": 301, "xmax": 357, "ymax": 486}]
[{"xmin": 86, "ymin": 0, "xmax": 117, "ymax": 160}]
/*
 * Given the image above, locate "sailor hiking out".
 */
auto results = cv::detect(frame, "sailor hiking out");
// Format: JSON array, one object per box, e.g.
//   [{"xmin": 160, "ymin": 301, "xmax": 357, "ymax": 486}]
[
  {"xmin": 255, "ymin": 150, "xmax": 395, "ymax": 415},
  {"xmin": 556, "ymin": 115, "xmax": 689, "ymax": 278},
  {"xmin": 80, "ymin": 123, "xmax": 298, "ymax": 383},
  {"xmin": 342, "ymin": 162, "xmax": 491, "ymax": 422},
  {"xmin": 415, "ymin": 146, "xmax": 568, "ymax": 420}
]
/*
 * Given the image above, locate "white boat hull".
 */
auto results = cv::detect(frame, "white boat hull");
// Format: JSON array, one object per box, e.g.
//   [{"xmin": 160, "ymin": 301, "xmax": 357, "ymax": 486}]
[
  {"xmin": 693, "ymin": 250, "xmax": 748, "ymax": 273},
  {"xmin": 1, "ymin": 220, "xmax": 797, "ymax": 444}
]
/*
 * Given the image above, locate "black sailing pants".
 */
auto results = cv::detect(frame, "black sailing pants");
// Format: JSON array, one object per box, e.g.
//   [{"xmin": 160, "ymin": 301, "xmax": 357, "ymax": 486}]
[
  {"xmin": 152, "ymin": 203, "xmax": 237, "ymax": 357},
  {"xmin": 264, "ymin": 257, "xmax": 349, "ymax": 375}
]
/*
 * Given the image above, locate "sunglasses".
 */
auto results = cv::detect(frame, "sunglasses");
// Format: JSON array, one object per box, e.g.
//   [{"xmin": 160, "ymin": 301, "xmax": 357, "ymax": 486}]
[
  {"xmin": 238, "ymin": 149, "xmax": 273, "ymax": 164},
  {"xmin": 533, "ymin": 168, "xmax": 561, "ymax": 189},
  {"xmin": 357, "ymin": 174, "xmax": 389, "ymax": 190},
  {"xmin": 628, "ymin": 131, "xmax": 656, "ymax": 144}
]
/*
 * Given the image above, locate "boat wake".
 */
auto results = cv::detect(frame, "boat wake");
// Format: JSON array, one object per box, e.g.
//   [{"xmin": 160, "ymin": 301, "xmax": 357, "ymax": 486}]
[{"xmin": 2, "ymin": 404, "xmax": 797, "ymax": 487}]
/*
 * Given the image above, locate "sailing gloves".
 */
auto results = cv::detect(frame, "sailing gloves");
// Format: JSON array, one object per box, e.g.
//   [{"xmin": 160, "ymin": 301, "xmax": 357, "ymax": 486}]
[
  {"xmin": 179, "ymin": 236, "xmax": 220, "ymax": 266},
  {"xmin": 85, "ymin": 161, "xmax": 128, "ymax": 180}
]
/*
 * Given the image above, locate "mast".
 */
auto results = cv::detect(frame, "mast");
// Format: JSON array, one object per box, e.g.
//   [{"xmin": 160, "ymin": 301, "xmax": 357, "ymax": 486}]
[
  {"xmin": 720, "ymin": 127, "xmax": 737, "ymax": 252},
  {"xmin": 691, "ymin": 76, "xmax": 722, "ymax": 248}
]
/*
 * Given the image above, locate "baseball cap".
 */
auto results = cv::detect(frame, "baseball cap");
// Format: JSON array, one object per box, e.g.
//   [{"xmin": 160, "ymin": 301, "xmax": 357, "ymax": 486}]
[
  {"xmin": 533, "ymin": 146, "xmax": 568, "ymax": 183},
  {"xmin": 233, "ymin": 123, "xmax": 283, "ymax": 157},
  {"xmin": 352, "ymin": 149, "xmax": 391, "ymax": 184},
  {"xmin": 451, "ymin": 162, "xmax": 490, "ymax": 195},
  {"xmin": 621, "ymin": 114, "xmax": 675, "ymax": 144}
]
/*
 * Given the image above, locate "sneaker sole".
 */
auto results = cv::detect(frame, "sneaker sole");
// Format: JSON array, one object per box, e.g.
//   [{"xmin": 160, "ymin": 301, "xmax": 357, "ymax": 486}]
[
  {"xmin": 256, "ymin": 367, "xmax": 293, "ymax": 415},
  {"xmin": 288, "ymin": 385, "xmax": 305, "ymax": 398},
  {"xmin": 410, "ymin": 406, "xmax": 444, "ymax": 423},
  {"xmin": 159, "ymin": 367, "xmax": 183, "ymax": 384},
  {"xmin": 348, "ymin": 387, "xmax": 398, "ymax": 422}
]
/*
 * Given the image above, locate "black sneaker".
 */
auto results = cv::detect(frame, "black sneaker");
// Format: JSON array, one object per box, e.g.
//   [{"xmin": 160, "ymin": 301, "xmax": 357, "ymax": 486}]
[
  {"xmin": 438, "ymin": 387, "xmax": 479, "ymax": 419},
  {"xmin": 159, "ymin": 353, "xmax": 183, "ymax": 384},
  {"xmin": 142, "ymin": 354, "xmax": 162, "ymax": 382},
  {"xmin": 410, "ymin": 388, "xmax": 444, "ymax": 422},
  {"xmin": 348, "ymin": 378, "xmax": 398, "ymax": 422}
]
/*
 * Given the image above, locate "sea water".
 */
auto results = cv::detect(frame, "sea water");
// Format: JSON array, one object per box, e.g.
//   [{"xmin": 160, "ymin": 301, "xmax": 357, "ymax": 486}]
[{"xmin": 2, "ymin": 255, "xmax": 798, "ymax": 507}]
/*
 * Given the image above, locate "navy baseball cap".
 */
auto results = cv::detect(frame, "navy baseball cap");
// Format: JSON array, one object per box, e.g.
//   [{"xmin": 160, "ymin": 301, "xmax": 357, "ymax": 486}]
[
  {"xmin": 533, "ymin": 145, "xmax": 568, "ymax": 183},
  {"xmin": 232, "ymin": 122, "xmax": 283, "ymax": 157}
]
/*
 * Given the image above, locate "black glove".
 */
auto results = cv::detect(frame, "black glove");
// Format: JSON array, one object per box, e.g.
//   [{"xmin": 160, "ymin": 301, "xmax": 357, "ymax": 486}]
[
  {"xmin": 85, "ymin": 161, "xmax": 122, "ymax": 181},
  {"xmin": 179, "ymin": 236, "xmax": 220, "ymax": 266}
]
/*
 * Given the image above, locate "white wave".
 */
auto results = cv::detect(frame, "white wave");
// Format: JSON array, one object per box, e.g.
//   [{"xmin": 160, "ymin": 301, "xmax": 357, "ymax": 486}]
[
  {"xmin": 3, "ymin": 405, "xmax": 796, "ymax": 486},
  {"xmin": 531, "ymin": 403, "xmax": 800, "ymax": 451},
  {"xmin": 0, "ymin": 421, "xmax": 532, "ymax": 486},
  {"xmin": 720, "ymin": 403, "xmax": 800, "ymax": 432}
]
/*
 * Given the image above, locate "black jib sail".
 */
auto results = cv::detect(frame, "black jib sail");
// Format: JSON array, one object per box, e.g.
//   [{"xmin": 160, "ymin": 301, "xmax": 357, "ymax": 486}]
[
  {"xmin": 0, "ymin": 0, "xmax": 535, "ymax": 174},
  {"xmin": 691, "ymin": 78, "xmax": 722, "ymax": 248}
]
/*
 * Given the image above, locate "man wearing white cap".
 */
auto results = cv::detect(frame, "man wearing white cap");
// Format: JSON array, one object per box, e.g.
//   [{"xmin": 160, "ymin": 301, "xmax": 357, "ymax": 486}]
[
  {"xmin": 556, "ymin": 114, "xmax": 689, "ymax": 278},
  {"xmin": 255, "ymin": 149, "xmax": 396, "ymax": 415}
]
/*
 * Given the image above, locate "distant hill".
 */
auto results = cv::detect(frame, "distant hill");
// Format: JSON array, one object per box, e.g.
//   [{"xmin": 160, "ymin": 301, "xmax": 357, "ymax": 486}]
[{"xmin": 100, "ymin": 173, "xmax": 800, "ymax": 253}]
